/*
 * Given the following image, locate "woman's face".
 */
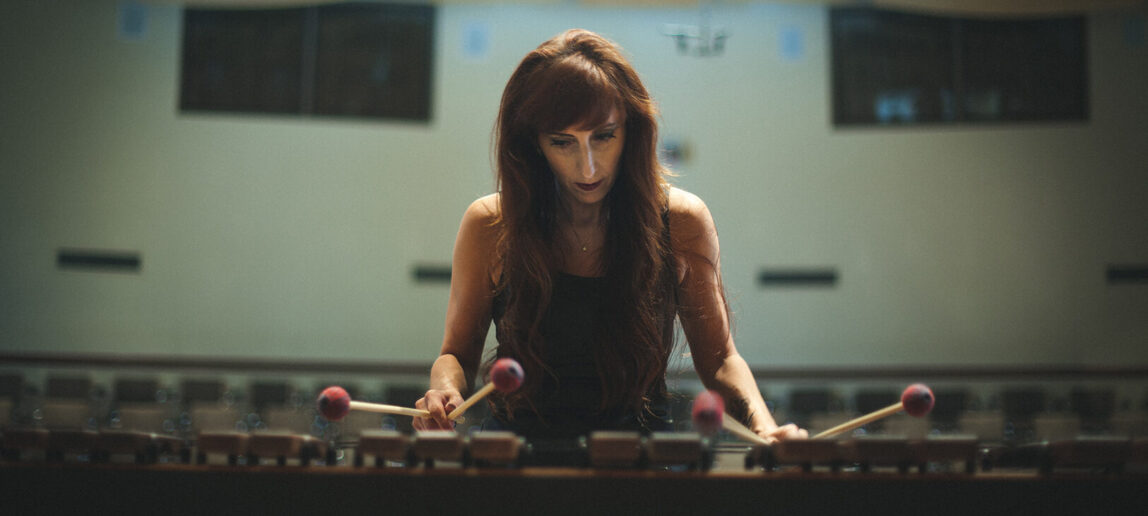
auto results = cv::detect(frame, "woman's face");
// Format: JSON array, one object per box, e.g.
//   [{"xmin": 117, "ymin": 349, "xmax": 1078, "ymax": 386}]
[{"xmin": 538, "ymin": 108, "xmax": 626, "ymax": 211}]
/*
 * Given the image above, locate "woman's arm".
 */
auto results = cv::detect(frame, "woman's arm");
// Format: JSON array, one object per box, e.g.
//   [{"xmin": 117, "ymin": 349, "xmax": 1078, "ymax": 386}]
[
  {"xmin": 413, "ymin": 195, "xmax": 500, "ymax": 430},
  {"xmin": 670, "ymin": 189, "xmax": 806, "ymax": 443}
]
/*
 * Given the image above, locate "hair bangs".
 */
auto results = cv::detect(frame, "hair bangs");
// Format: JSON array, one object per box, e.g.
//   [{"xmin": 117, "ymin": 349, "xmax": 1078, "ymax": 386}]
[{"xmin": 521, "ymin": 54, "xmax": 624, "ymax": 135}]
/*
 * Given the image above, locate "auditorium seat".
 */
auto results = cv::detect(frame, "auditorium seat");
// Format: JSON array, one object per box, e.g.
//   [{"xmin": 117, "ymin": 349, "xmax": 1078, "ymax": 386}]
[
  {"xmin": 40, "ymin": 376, "xmax": 97, "ymax": 429},
  {"xmin": 189, "ymin": 405, "xmax": 241, "ymax": 433},
  {"xmin": 1001, "ymin": 388, "xmax": 1047, "ymax": 443},
  {"xmin": 1034, "ymin": 412, "xmax": 1082, "ymax": 442},
  {"xmin": 1070, "ymin": 387, "xmax": 1116, "ymax": 434},
  {"xmin": 181, "ymin": 378, "xmax": 239, "ymax": 433},
  {"xmin": 0, "ymin": 398, "xmax": 12, "ymax": 428},
  {"xmin": 957, "ymin": 411, "xmax": 1005, "ymax": 442},
  {"xmin": 247, "ymin": 381, "xmax": 302, "ymax": 432},
  {"xmin": 384, "ymin": 385, "xmax": 427, "ymax": 434},
  {"xmin": 112, "ymin": 377, "xmax": 170, "ymax": 432},
  {"xmin": 884, "ymin": 414, "xmax": 932, "ymax": 439},
  {"xmin": 180, "ymin": 379, "xmax": 225, "ymax": 406},
  {"xmin": 0, "ymin": 373, "xmax": 23, "ymax": 427},
  {"xmin": 784, "ymin": 388, "xmax": 840, "ymax": 432},
  {"xmin": 854, "ymin": 389, "xmax": 898, "ymax": 434},
  {"xmin": 262, "ymin": 406, "xmax": 316, "ymax": 434},
  {"xmin": 260, "ymin": 383, "xmax": 320, "ymax": 435},
  {"xmin": 929, "ymin": 389, "xmax": 969, "ymax": 433},
  {"xmin": 1110, "ymin": 410, "xmax": 1148, "ymax": 438},
  {"xmin": 340, "ymin": 408, "xmax": 386, "ymax": 439},
  {"xmin": 666, "ymin": 391, "xmax": 694, "ymax": 432}
]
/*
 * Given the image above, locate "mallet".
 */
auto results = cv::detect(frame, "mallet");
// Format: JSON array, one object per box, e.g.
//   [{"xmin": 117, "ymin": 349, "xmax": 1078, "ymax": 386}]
[
  {"xmin": 447, "ymin": 358, "xmax": 524, "ymax": 420},
  {"xmin": 691, "ymin": 390, "xmax": 771, "ymax": 446},
  {"xmin": 316, "ymin": 358, "xmax": 524, "ymax": 424},
  {"xmin": 812, "ymin": 383, "xmax": 935, "ymax": 439},
  {"xmin": 317, "ymin": 386, "xmax": 444, "ymax": 421}
]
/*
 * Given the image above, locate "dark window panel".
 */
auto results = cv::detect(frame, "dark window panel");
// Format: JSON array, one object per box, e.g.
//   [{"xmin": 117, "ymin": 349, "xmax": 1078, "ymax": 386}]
[
  {"xmin": 180, "ymin": 9, "xmax": 305, "ymax": 114},
  {"xmin": 961, "ymin": 17, "xmax": 1088, "ymax": 121},
  {"xmin": 313, "ymin": 3, "xmax": 434, "ymax": 120},
  {"xmin": 831, "ymin": 8, "xmax": 1087, "ymax": 127},
  {"xmin": 179, "ymin": 4, "xmax": 434, "ymax": 122},
  {"xmin": 832, "ymin": 8, "xmax": 956, "ymax": 125}
]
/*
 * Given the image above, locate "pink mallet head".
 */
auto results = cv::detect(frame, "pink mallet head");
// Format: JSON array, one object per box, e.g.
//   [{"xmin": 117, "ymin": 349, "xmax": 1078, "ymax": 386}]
[
  {"xmin": 317, "ymin": 385, "xmax": 351, "ymax": 421},
  {"xmin": 490, "ymin": 358, "xmax": 525, "ymax": 393},
  {"xmin": 691, "ymin": 390, "xmax": 725, "ymax": 436},
  {"xmin": 901, "ymin": 383, "xmax": 935, "ymax": 418}
]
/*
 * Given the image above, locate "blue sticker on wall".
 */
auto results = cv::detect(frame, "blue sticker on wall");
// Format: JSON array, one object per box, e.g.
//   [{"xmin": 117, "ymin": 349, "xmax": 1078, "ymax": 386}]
[
  {"xmin": 463, "ymin": 22, "xmax": 491, "ymax": 61},
  {"xmin": 118, "ymin": 0, "xmax": 147, "ymax": 41},
  {"xmin": 779, "ymin": 25, "xmax": 804, "ymax": 61}
]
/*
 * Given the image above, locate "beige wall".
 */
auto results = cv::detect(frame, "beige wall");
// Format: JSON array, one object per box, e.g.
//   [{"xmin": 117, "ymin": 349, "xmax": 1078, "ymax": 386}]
[{"xmin": 1, "ymin": 1, "xmax": 1145, "ymax": 368}]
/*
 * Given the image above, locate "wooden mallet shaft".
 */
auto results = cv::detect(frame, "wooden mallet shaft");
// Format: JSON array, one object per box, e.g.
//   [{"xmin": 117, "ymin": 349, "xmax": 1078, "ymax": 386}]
[
  {"xmin": 349, "ymin": 401, "xmax": 432, "ymax": 419},
  {"xmin": 722, "ymin": 415, "xmax": 772, "ymax": 446},
  {"xmin": 447, "ymin": 382, "xmax": 496, "ymax": 420},
  {"xmin": 348, "ymin": 401, "xmax": 465, "ymax": 423},
  {"xmin": 812, "ymin": 401, "xmax": 903, "ymax": 439}
]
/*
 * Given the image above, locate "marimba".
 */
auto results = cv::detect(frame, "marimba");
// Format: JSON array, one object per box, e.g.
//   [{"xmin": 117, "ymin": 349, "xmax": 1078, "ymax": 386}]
[
  {"xmin": 3, "ymin": 429, "xmax": 1148, "ymax": 516},
  {"xmin": 5, "ymin": 426, "xmax": 1148, "ymax": 470}
]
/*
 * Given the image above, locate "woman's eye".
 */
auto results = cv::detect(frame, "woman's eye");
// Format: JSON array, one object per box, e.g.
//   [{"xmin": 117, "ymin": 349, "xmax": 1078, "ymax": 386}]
[
  {"xmin": 594, "ymin": 131, "xmax": 616, "ymax": 141},
  {"xmin": 549, "ymin": 139, "xmax": 572, "ymax": 148}
]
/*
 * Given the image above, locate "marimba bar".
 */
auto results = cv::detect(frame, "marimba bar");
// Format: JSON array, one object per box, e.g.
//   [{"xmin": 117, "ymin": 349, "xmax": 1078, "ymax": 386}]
[{"xmin": 5, "ymin": 427, "xmax": 1148, "ymax": 474}]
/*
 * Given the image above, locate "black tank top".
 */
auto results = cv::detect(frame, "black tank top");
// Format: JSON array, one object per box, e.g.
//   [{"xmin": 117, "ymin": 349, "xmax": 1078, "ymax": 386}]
[
  {"xmin": 488, "ymin": 204, "xmax": 678, "ymax": 440},
  {"xmin": 489, "ymin": 272, "xmax": 674, "ymax": 439}
]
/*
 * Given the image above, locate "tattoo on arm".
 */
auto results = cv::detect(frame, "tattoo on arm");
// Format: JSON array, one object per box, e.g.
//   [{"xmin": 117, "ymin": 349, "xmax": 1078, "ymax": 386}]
[{"xmin": 727, "ymin": 396, "xmax": 752, "ymax": 426}]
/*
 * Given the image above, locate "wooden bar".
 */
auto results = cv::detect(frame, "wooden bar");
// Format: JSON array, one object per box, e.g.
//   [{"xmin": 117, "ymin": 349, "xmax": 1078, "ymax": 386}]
[{"xmin": 2, "ymin": 461, "xmax": 1146, "ymax": 516}]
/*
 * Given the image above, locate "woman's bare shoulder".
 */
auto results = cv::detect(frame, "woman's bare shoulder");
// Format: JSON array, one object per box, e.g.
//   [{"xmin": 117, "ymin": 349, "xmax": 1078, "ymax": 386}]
[
  {"xmin": 456, "ymin": 193, "xmax": 501, "ymax": 254},
  {"xmin": 459, "ymin": 193, "xmax": 500, "ymax": 235},
  {"xmin": 466, "ymin": 193, "xmax": 500, "ymax": 220},
  {"xmin": 667, "ymin": 187, "xmax": 715, "ymax": 235},
  {"xmin": 454, "ymin": 194, "xmax": 502, "ymax": 285}
]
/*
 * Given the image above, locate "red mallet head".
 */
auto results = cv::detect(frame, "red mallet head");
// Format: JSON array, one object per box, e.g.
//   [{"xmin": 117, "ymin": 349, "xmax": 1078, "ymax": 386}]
[
  {"xmin": 901, "ymin": 383, "xmax": 935, "ymax": 417},
  {"xmin": 691, "ymin": 390, "xmax": 725, "ymax": 436},
  {"xmin": 317, "ymin": 386, "xmax": 351, "ymax": 421},
  {"xmin": 490, "ymin": 358, "xmax": 525, "ymax": 392}
]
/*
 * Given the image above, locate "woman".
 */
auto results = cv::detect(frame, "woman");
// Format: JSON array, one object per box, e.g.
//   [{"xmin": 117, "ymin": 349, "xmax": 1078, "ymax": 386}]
[{"xmin": 414, "ymin": 29, "xmax": 805, "ymax": 443}]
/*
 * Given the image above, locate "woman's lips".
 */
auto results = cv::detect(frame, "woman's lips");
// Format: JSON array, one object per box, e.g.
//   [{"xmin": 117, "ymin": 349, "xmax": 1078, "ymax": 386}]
[{"xmin": 576, "ymin": 180, "xmax": 603, "ymax": 192}]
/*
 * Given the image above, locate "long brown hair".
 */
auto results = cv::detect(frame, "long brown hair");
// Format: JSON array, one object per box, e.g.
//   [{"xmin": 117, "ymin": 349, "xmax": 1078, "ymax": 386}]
[{"xmin": 491, "ymin": 29, "xmax": 676, "ymax": 418}]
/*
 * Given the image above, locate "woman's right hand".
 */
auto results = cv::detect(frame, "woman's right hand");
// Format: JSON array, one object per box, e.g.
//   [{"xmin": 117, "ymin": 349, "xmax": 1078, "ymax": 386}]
[{"xmin": 413, "ymin": 388, "xmax": 465, "ymax": 431}]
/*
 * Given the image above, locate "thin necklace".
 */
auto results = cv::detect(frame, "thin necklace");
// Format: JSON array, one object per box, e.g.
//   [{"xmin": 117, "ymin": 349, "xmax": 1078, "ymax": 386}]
[
  {"xmin": 561, "ymin": 205, "xmax": 607, "ymax": 253},
  {"xmin": 570, "ymin": 223, "xmax": 590, "ymax": 252}
]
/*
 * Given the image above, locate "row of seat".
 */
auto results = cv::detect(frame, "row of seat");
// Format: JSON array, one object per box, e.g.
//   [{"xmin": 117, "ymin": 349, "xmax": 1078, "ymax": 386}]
[
  {"xmin": 0, "ymin": 374, "xmax": 428, "ymax": 438},
  {"xmin": 3, "ymin": 373, "xmax": 1147, "ymax": 443}
]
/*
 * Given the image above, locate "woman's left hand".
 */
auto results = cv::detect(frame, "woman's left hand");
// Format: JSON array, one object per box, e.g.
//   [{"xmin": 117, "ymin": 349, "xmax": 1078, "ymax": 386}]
[{"xmin": 759, "ymin": 423, "xmax": 808, "ymax": 444}]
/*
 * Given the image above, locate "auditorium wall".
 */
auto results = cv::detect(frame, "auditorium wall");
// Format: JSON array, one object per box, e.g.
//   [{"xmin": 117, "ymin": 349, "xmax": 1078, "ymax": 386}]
[{"xmin": 1, "ymin": 1, "xmax": 1145, "ymax": 369}]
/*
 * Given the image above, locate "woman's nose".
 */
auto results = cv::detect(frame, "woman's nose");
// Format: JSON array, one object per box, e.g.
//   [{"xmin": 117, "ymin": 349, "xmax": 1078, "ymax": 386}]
[{"xmin": 580, "ymin": 148, "xmax": 597, "ymax": 179}]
